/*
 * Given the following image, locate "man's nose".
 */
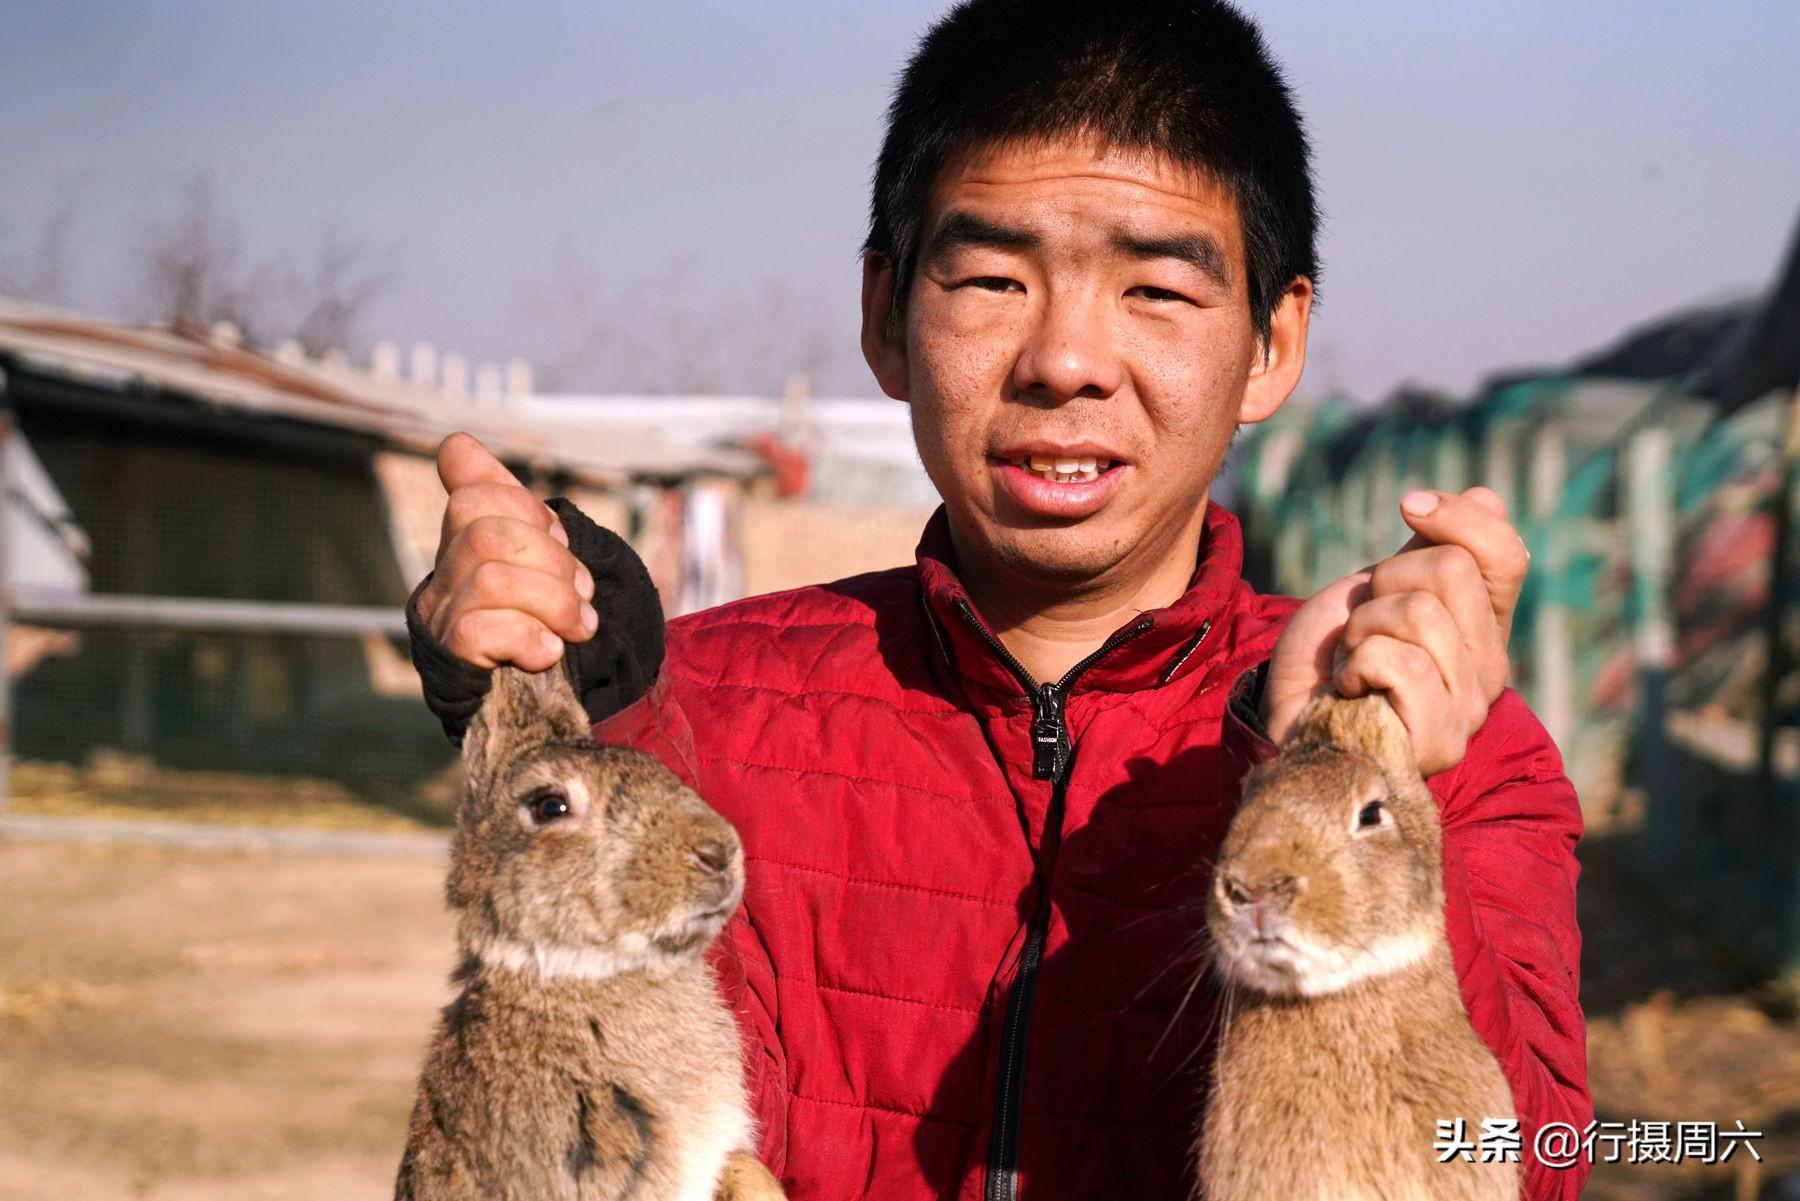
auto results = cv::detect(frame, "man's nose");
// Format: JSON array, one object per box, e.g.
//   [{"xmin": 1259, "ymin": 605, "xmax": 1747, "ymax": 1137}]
[{"xmin": 1011, "ymin": 291, "xmax": 1125, "ymax": 404}]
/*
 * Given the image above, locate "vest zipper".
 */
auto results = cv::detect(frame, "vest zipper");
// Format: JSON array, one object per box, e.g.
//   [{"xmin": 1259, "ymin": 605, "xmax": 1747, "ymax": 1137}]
[{"xmin": 953, "ymin": 599, "xmax": 1154, "ymax": 1201}]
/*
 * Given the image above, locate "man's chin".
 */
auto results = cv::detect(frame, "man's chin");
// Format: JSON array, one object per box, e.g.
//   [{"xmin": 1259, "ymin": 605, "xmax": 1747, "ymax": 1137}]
[
  {"xmin": 978, "ymin": 522, "xmax": 1135, "ymax": 587},
  {"xmin": 950, "ymin": 489, "xmax": 1211, "ymax": 592}
]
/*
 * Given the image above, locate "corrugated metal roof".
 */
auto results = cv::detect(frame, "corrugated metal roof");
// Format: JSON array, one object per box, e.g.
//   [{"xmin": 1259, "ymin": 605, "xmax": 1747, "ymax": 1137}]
[{"xmin": 0, "ymin": 300, "xmax": 766, "ymax": 483}]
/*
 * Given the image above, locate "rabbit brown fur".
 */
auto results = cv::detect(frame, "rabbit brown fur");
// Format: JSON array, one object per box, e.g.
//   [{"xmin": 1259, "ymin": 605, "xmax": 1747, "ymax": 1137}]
[
  {"xmin": 395, "ymin": 663, "xmax": 784, "ymax": 1201},
  {"xmin": 1197, "ymin": 693, "xmax": 1517, "ymax": 1201}
]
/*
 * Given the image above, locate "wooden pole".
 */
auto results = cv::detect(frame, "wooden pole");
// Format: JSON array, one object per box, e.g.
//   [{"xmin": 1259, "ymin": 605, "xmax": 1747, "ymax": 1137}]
[
  {"xmin": 1760, "ymin": 386, "xmax": 1800, "ymax": 984},
  {"xmin": 1432, "ymin": 429, "xmax": 1471, "ymax": 494},
  {"xmin": 1626, "ymin": 429, "xmax": 1677, "ymax": 867},
  {"xmin": 1481, "ymin": 418, "xmax": 1520, "ymax": 522},
  {"xmin": 1759, "ymin": 387, "xmax": 1800, "ymax": 784},
  {"xmin": 0, "ymin": 374, "xmax": 11, "ymax": 819},
  {"xmin": 1530, "ymin": 422, "xmax": 1573, "ymax": 755},
  {"xmin": 1367, "ymin": 444, "xmax": 1399, "ymax": 561}
]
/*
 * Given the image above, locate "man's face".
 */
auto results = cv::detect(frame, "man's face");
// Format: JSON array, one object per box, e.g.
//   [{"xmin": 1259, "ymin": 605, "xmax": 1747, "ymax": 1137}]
[{"xmin": 863, "ymin": 136, "xmax": 1307, "ymax": 589}]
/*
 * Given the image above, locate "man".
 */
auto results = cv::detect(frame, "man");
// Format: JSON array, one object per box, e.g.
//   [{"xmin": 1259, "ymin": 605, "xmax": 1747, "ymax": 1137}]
[{"xmin": 406, "ymin": 2, "xmax": 1590, "ymax": 1197}]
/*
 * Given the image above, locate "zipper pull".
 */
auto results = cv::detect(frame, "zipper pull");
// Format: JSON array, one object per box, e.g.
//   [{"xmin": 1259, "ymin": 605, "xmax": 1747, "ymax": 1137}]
[{"xmin": 1030, "ymin": 683, "xmax": 1069, "ymax": 781}]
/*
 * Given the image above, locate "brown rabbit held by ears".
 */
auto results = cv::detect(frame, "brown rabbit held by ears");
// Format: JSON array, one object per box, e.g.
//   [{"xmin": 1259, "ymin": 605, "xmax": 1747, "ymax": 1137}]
[
  {"xmin": 395, "ymin": 663, "xmax": 785, "ymax": 1201},
  {"xmin": 1197, "ymin": 694, "xmax": 1518, "ymax": 1201}
]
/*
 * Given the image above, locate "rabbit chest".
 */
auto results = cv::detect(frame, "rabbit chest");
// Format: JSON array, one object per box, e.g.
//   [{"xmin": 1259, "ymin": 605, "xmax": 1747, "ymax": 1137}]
[
  {"xmin": 553, "ymin": 965, "xmax": 753, "ymax": 1201},
  {"xmin": 1203, "ymin": 953, "xmax": 1518, "ymax": 1201},
  {"xmin": 413, "ymin": 963, "xmax": 753, "ymax": 1201}
]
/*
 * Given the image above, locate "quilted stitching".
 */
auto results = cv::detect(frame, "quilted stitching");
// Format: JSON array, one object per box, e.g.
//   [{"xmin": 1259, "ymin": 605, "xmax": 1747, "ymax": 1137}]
[{"xmin": 605, "ymin": 504, "xmax": 1590, "ymax": 1201}]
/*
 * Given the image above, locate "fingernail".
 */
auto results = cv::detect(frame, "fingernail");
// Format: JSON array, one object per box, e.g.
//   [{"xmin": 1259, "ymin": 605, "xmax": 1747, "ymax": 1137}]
[
  {"xmin": 549, "ymin": 521, "xmax": 570, "ymax": 547},
  {"xmin": 580, "ymin": 602, "xmax": 598, "ymax": 633},
  {"xmin": 539, "ymin": 630, "xmax": 561, "ymax": 657},
  {"xmin": 575, "ymin": 568, "xmax": 595, "ymax": 600},
  {"xmin": 1401, "ymin": 490, "xmax": 1440, "ymax": 517}
]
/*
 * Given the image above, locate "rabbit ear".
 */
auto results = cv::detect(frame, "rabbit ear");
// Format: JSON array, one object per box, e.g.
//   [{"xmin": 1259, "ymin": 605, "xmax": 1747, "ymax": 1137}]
[
  {"xmin": 464, "ymin": 662, "xmax": 592, "ymax": 785},
  {"xmin": 1291, "ymin": 692, "xmax": 1418, "ymax": 781}
]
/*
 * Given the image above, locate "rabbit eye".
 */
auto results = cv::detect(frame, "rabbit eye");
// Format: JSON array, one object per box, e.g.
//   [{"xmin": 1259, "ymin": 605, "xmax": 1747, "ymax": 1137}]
[
  {"xmin": 1357, "ymin": 801, "xmax": 1385, "ymax": 829},
  {"xmin": 524, "ymin": 789, "xmax": 572, "ymax": 826}
]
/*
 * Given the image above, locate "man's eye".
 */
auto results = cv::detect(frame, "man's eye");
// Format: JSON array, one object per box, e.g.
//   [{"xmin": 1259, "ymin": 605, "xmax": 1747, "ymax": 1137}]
[
  {"xmin": 962, "ymin": 276, "xmax": 1022, "ymax": 293},
  {"xmin": 1128, "ymin": 285, "xmax": 1189, "ymax": 303}
]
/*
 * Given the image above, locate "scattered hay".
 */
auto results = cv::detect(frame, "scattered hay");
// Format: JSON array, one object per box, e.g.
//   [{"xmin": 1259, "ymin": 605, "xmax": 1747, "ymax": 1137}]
[
  {"xmin": 0, "ymin": 980, "xmax": 134, "ymax": 1022},
  {"xmin": 7, "ymin": 754, "xmax": 459, "ymax": 833}
]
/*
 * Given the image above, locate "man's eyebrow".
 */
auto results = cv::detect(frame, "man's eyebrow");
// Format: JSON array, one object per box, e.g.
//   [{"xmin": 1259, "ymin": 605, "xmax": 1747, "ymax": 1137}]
[
  {"xmin": 923, "ymin": 211, "xmax": 1040, "ymax": 262},
  {"xmin": 1110, "ymin": 228, "xmax": 1231, "ymax": 288}
]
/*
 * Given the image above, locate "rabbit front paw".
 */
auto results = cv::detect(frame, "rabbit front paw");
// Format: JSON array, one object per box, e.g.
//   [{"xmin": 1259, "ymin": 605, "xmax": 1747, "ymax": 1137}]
[{"xmin": 713, "ymin": 1151, "xmax": 786, "ymax": 1201}]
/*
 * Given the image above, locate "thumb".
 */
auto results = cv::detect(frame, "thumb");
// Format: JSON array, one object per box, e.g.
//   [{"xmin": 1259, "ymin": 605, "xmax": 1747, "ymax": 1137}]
[
  {"xmin": 437, "ymin": 431, "xmax": 523, "ymax": 493},
  {"xmin": 1394, "ymin": 485, "xmax": 1508, "ymax": 547}
]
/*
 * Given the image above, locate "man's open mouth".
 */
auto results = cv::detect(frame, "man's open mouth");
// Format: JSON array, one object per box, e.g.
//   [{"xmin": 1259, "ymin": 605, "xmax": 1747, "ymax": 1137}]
[
  {"xmin": 988, "ymin": 449, "xmax": 1129, "ymax": 518},
  {"xmin": 1007, "ymin": 454, "xmax": 1115, "ymax": 484}
]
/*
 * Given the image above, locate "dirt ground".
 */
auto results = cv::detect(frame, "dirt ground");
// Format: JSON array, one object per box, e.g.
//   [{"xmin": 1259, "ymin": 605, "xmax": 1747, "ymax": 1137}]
[
  {"xmin": 6, "ymin": 754, "xmax": 458, "ymax": 833},
  {"xmin": 1576, "ymin": 837, "xmax": 1800, "ymax": 1200},
  {"xmin": 0, "ymin": 828, "xmax": 1794, "ymax": 1200},
  {"xmin": 0, "ymin": 837, "xmax": 453, "ymax": 1201}
]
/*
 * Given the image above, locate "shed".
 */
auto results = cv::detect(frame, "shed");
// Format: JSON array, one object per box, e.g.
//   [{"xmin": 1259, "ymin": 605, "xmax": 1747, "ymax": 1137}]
[{"xmin": 0, "ymin": 301, "xmax": 767, "ymax": 800}]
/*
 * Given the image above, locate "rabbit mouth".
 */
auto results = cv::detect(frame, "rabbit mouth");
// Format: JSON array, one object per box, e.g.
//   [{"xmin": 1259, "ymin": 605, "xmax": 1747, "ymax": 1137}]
[
  {"xmin": 650, "ymin": 909, "xmax": 730, "ymax": 955},
  {"xmin": 697, "ymin": 875, "xmax": 745, "ymax": 922},
  {"xmin": 1217, "ymin": 924, "xmax": 1435, "ymax": 997},
  {"xmin": 1216, "ymin": 932, "xmax": 1307, "ymax": 995},
  {"xmin": 652, "ymin": 928, "xmax": 710, "ymax": 955},
  {"xmin": 649, "ymin": 889, "xmax": 740, "ymax": 951}
]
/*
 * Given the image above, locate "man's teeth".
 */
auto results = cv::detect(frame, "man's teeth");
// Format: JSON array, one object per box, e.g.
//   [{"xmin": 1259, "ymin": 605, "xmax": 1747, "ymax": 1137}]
[{"xmin": 1020, "ymin": 454, "xmax": 1110, "ymax": 483}]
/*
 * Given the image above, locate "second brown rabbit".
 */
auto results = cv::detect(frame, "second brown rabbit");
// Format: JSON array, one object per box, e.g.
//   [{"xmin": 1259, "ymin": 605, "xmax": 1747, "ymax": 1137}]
[
  {"xmin": 1197, "ymin": 693, "xmax": 1518, "ymax": 1201},
  {"xmin": 395, "ymin": 663, "xmax": 785, "ymax": 1201}
]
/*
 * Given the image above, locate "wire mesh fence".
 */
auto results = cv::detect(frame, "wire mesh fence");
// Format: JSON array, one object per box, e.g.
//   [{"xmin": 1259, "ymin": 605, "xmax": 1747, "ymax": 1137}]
[
  {"xmin": 6, "ymin": 618, "xmax": 459, "ymax": 833},
  {"xmin": 1233, "ymin": 376, "xmax": 1800, "ymax": 982}
]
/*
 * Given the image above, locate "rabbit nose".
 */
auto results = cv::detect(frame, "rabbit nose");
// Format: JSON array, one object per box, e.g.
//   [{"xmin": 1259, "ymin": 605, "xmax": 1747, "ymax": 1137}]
[
  {"xmin": 1223, "ymin": 873, "xmax": 1300, "ymax": 909},
  {"xmin": 691, "ymin": 840, "xmax": 733, "ymax": 877},
  {"xmin": 1251, "ymin": 903, "xmax": 1281, "ymax": 939}
]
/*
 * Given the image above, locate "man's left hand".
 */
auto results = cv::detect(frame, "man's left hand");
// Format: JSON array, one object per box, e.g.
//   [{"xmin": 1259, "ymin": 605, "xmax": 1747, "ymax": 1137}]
[{"xmin": 1259, "ymin": 487, "xmax": 1530, "ymax": 776}]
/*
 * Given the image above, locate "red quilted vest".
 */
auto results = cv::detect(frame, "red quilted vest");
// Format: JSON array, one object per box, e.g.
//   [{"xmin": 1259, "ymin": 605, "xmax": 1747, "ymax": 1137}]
[{"xmin": 596, "ymin": 503, "xmax": 1591, "ymax": 1200}]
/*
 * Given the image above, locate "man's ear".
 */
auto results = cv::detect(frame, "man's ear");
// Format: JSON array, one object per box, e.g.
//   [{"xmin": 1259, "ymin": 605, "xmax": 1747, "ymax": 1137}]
[
  {"xmin": 860, "ymin": 251, "xmax": 910, "ymax": 402},
  {"xmin": 1238, "ymin": 274, "xmax": 1313, "ymax": 426}
]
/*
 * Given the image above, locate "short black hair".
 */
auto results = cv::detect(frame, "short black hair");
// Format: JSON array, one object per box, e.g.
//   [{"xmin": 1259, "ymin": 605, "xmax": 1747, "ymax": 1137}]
[{"xmin": 865, "ymin": 0, "xmax": 1319, "ymax": 349}]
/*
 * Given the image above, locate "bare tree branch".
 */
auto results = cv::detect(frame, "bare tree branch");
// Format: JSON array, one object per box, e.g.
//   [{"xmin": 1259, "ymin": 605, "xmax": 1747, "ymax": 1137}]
[
  {"xmin": 518, "ymin": 238, "xmax": 860, "ymax": 394},
  {"xmin": 131, "ymin": 172, "xmax": 267, "ymax": 337},
  {"xmin": 285, "ymin": 227, "xmax": 402, "ymax": 357},
  {"xmin": 129, "ymin": 171, "xmax": 400, "ymax": 354},
  {"xmin": 0, "ymin": 181, "xmax": 85, "ymax": 305}
]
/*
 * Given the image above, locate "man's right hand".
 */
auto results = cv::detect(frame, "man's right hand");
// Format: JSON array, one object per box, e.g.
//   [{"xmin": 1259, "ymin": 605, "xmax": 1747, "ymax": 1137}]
[{"xmin": 412, "ymin": 432, "xmax": 599, "ymax": 671}]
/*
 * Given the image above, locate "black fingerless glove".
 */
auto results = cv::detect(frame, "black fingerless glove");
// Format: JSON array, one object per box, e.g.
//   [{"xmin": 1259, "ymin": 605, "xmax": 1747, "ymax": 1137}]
[
  {"xmin": 405, "ymin": 497, "xmax": 667, "ymax": 746},
  {"xmin": 1228, "ymin": 658, "xmax": 1272, "ymax": 740}
]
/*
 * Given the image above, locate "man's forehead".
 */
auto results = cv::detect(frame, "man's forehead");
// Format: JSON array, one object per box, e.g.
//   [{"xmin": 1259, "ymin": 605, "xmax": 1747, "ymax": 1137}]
[{"xmin": 923, "ymin": 135, "xmax": 1244, "ymax": 247}]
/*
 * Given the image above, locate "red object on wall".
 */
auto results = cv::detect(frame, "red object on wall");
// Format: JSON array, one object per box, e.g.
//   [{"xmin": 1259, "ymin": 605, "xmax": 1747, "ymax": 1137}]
[{"xmin": 747, "ymin": 433, "xmax": 808, "ymax": 497}]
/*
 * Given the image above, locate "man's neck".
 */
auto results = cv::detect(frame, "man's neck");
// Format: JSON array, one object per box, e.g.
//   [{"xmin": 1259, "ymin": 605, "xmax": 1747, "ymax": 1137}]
[{"xmin": 950, "ymin": 498, "xmax": 1210, "ymax": 684}]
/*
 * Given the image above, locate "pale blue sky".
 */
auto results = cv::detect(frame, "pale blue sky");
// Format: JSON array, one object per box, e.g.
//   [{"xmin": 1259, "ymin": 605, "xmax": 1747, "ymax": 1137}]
[{"xmin": 2, "ymin": 0, "xmax": 1796, "ymax": 399}]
